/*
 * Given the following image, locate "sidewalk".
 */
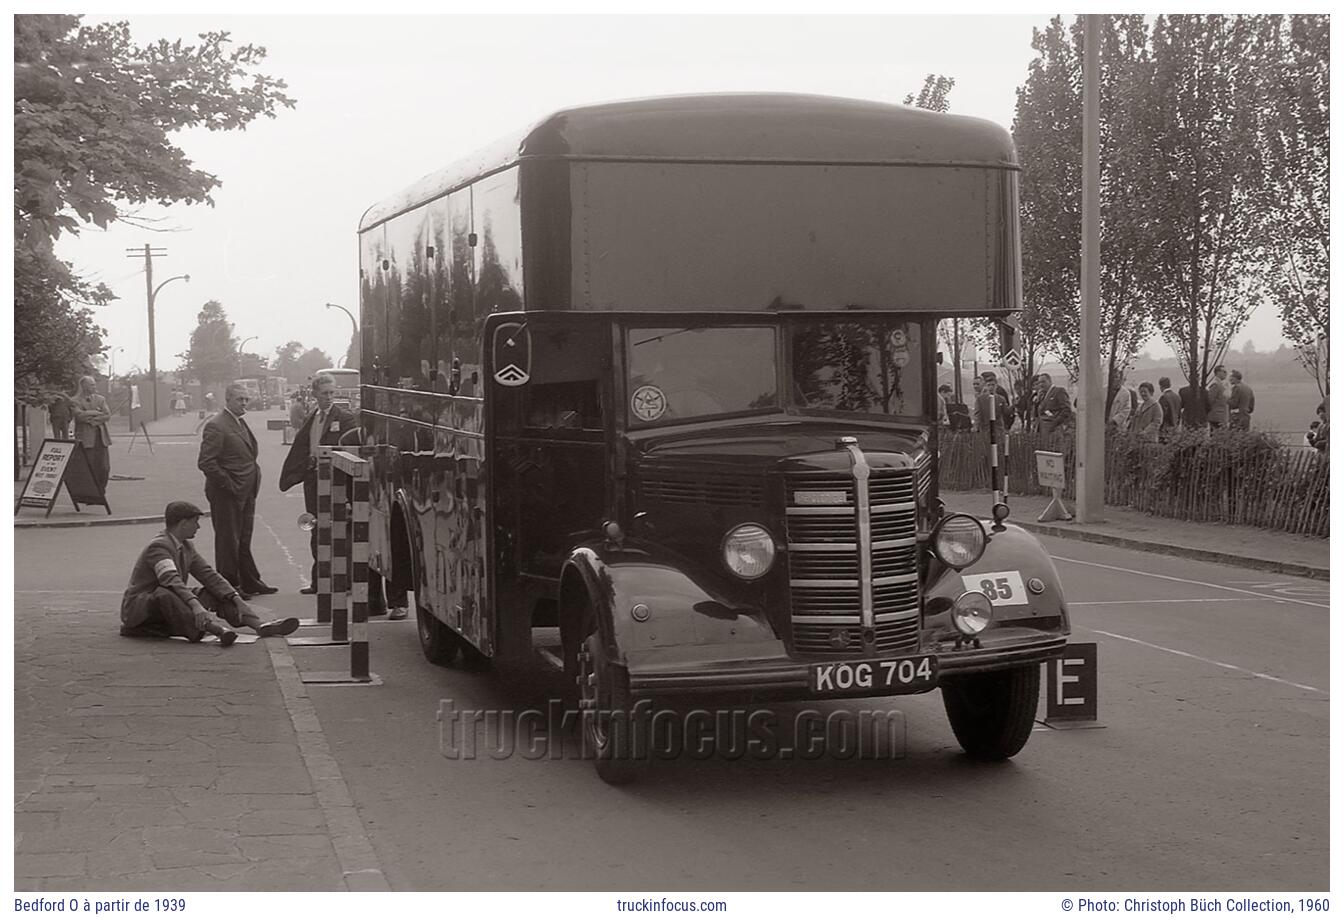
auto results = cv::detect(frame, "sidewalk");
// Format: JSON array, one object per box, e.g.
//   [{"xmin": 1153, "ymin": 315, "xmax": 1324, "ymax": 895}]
[
  {"xmin": 14, "ymin": 410, "xmax": 289, "ymax": 528},
  {"xmin": 941, "ymin": 489, "xmax": 1330, "ymax": 580},
  {"xmin": 14, "ymin": 526, "xmax": 387, "ymax": 891}
]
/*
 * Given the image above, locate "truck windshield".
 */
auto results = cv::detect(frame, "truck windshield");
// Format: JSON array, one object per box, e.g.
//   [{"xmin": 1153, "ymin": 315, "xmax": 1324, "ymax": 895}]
[
  {"xmin": 624, "ymin": 319, "xmax": 925, "ymax": 427},
  {"xmin": 790, "ymin": 319, "xmax": 924, "ymax": 418},
  {"xmin": 626, "ymin": 326, "xmax": 778, "ymax": 426}
]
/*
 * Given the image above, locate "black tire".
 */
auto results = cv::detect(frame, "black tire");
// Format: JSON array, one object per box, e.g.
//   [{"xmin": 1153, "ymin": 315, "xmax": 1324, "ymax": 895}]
[
  {"xmin": 578, "ymin": 634, "xmax": 649, "ymax": 785},
  {"xmin": 416, "ymin": 603, "xmax": 460, "ymax": 667},
  {"xmin": 941, "ymin": 664, "xmax": 1040, "ymax": 761}
]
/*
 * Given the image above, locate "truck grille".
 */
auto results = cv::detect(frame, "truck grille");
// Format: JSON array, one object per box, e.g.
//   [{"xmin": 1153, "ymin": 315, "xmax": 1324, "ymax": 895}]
[{"xmin": 785, "ymin": 466, "xmax": 920, "ymax": 657}]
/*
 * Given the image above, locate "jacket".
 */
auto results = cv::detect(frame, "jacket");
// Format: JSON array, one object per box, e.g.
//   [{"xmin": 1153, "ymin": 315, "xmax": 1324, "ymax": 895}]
[
  {"xmin": 198, "ymin": 411, "xmax": 261, "ymax": 499},
  {"xmin": 1130, "ymin": 397, "xmax": 1163, "ymax": 438},
  {"xmin": 279, "ymin": 404, "xmax": 358, "ymax": 492},
  {"xmin": 1036, "ymin": 385, "xmax": 1073, "ymax": 432},
  {"xmin": 1229, "ymin": 382, "xmax": 1256, "ymax": 418},
  {"xmin": 121, "ymin": 531, "xmax": 236, "ymax": 626},
  {"xmin": 1207, "ymin": 378, "xmax": 1230, "ymax": 426},
  {"xmin": 1158, "ymin": 389, "xmax": 1182, "ymax": 429},
  {"xmin": 72, "ymin": 393, "xmax": 112, "ymax": 448}
]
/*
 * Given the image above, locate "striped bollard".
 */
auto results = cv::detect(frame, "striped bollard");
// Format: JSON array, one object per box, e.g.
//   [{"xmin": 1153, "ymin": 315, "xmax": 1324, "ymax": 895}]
[
  {"xmin": 317, "ymin": 446, "xmax": 333, "ymax": 624},
  {"xmin": 350, "ymin": 459, "xmax": 371, "ymax": 680},
  {"xmin": 300, "ymin": 449, "xmax": 380, "ymax": 685}
]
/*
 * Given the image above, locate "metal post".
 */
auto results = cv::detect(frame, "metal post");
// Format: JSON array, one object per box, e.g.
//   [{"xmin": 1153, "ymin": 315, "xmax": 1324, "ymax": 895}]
[
  {"xmin": 144, "ymin": 245, "xmax": 157, "ymax": 422},
  {"xmin": 297, "ymin": 450, "xmax": 379, "ymax": 684},
  {"xmin": 350, "ymin": 460, "xmax": 371, "ymax": 680},
  {"xmin": 331, "ymin": 469, "xmax": 349, "ymax": 643},
  {"xmin": 316, "ymin": 448, "xmax": 333, "ymax": 624},
  {"xmin": 1076, "ymin": 14, "xmax": 1105, "ymax": 522}
]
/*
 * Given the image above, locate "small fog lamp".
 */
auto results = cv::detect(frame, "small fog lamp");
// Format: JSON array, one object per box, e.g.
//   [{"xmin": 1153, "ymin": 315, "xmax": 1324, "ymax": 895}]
[
  {"xmin": 952, "ymin": 591, "xmax": 993, "ymax": 637},
  {"xmin": 722, "ymin": 524, "xmax": 776, "ymax": 580},
  {"xmin": 298, "ymin": 512, "xmax": 317, "ymax": 532}
]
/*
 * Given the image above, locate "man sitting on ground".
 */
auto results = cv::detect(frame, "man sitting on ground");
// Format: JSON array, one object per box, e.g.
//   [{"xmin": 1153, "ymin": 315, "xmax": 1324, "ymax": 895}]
[{"xmin": 120, "ymin": 501, "xmax": 300, "ymax": 646}]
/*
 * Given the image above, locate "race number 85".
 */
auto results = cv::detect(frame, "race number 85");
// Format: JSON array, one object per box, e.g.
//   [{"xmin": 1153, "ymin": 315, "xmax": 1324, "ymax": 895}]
[{"xmin": 960, "ymin": 571, "xmax": 1028, "ymax": 606}]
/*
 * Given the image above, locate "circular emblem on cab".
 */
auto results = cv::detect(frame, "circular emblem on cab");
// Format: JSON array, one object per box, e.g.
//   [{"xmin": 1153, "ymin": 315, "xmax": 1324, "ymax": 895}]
[{"xmin": 631, "ymin": 385, "xmax": 667, "ymax": 422}]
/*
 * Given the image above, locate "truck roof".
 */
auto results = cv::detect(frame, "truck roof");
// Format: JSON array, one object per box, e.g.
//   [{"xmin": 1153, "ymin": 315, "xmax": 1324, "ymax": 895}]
[{"xmin": 359, "ymin": 93, "xmax": 1017, "ymax": 232}]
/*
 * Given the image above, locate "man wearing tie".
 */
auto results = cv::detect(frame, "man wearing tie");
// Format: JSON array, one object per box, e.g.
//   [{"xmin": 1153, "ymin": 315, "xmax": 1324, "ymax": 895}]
[
  {"xmin": 198, "ymin": 382, "xmax": 277, "ymax": 598},
  {"xmin": 279, "ymin": 374, "xmax": 358, "ymax": 593}
]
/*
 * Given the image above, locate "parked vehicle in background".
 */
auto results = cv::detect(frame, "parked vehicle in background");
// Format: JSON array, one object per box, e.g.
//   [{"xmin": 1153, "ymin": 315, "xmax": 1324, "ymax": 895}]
[
  {"xmin": 261, "ymin": 375, "xmax": 288, "ymax": 409},
  {"xmin": 356, "ymin": 93, "xmax": 1070, "ymax": 784}
]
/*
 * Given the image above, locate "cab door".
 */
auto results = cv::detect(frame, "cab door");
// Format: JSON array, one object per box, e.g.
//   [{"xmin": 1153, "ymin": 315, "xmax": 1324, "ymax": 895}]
[{"xmin": 489, "ymin": 319, "xmax": 611, "ymax": 660}]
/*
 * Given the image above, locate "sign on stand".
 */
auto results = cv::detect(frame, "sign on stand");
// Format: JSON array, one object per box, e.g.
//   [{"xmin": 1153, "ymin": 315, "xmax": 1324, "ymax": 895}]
[
  {"xmin": 1034, "ymin": 450, "xmax": 1073, "ymax": 522},
  {"xmin": 14, "ymin": 439, "xmax": 111, "ymax": 517}
]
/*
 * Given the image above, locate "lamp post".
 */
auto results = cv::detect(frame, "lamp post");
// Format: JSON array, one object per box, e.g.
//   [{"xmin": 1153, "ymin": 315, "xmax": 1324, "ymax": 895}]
[
  {"xmin": 325, "ymin": 302, "xmax": 359, "ymax": 369},
  {"xmin": 146, "ymin": 273, "xmax": 189, "ymax": 421},
  {"xmin": 238, "ymin": 336, "xmax": 258, "ymax": 375}
]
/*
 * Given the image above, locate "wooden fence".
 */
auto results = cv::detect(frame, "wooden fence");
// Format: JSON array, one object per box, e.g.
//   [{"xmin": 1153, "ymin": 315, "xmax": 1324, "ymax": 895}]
[{"xmin": 939, "ymin": 429, "xmax": 1330, "ymax": 538}]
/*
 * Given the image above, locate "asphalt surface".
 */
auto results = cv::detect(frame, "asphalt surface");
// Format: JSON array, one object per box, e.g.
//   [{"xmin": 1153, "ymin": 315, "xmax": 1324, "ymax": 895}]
[
  {"xmin": 292, "ymin": 534, "xmax": 1327, "ymax": 890},
  {"xmin": 14, "ymin": 415, "xmax": 1329, "ymax": 891}
]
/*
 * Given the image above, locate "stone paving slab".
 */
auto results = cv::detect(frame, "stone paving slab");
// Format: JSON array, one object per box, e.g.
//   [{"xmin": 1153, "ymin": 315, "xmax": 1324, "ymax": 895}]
[{"xmin": 14, "ymin": 589, "xmax": 350, "ymax": 890}]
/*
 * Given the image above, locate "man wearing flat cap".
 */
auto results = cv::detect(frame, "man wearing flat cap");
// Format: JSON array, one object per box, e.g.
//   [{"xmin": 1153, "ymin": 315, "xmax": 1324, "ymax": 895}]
[{"xmin": 120, "ymin": 501, "xmax": 299, "ymax": 645}]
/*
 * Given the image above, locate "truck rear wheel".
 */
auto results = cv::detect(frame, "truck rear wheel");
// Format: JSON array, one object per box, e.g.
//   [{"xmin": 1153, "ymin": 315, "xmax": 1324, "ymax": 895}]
[
  {"xmin": 578, "ymin": 634, "xmax": 648, "ymax": 786},
  {"xmin": 417, "ymin": 604, "xmax": 461, "ymax": 667},
  {"xmin": 941, "ymin": 664, "xmax": 1040, "ymax": 761}
]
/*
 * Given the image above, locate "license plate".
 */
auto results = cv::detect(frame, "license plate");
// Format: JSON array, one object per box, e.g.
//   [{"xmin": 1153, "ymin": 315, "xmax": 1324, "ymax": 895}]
[{"xmin": 809, "ymin": 655, "xmax": 938, "ymax": 699}]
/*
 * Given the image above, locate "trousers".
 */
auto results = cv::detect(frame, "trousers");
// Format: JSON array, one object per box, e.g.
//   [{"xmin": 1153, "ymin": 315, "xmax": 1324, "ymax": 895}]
[
  {"xmin": 206, "ymin": 484, "xmax": 263, "ymax": 591},
  {"xmin": 119, "ymin": 587, "xmax": 239, "ymax": 642}
]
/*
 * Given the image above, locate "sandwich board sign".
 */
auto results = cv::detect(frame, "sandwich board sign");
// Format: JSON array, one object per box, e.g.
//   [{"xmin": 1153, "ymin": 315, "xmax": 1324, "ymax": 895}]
[{"xmin": 15, "ymin": 439, "xmax": 111, "ymax": 517}]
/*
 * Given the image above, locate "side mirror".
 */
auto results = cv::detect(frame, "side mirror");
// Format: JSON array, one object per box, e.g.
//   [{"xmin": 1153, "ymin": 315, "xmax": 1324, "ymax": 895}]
[{"xmin": 492, "ymin": 323, "xmax": 531, "ymax": 387}]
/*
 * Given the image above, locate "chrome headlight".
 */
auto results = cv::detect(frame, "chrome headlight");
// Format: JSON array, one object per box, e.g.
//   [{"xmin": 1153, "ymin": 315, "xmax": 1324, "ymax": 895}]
[
  {"xmin": 932, "ymin": 514, "xmax": 987, "ymax": 569},
  {"xmin": 952, "ymin": 590, "xmax": 994, "ymax": 636},
  {"xmin": 722, "ymin": 523, "xmax": 776, "ymax": 579}
]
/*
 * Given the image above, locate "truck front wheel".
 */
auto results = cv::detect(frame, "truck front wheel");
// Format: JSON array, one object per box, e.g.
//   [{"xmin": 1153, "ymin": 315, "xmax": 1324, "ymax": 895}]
[
  {"xmin": 941, "ymin": 665, "xmax": 1040, "ymax": 761},
  {"xmin": 578, "ymin": 634, "xmax": 649, "ymax": 785}
]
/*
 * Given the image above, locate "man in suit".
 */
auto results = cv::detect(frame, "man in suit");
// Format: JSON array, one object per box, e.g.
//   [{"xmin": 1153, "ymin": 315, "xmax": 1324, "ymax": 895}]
[
  {"xmin": 120, "ymin": 501, "xmax": 298, "ymax": 644},
  {"xmin": 1157, "ymin": 377, "xmax": 1182, "ymax": 434},
  {"xmin": 1228, "ymin": 369, "xmax": 1255, "ymax": 430},
  {"xmin": 1034, "ymin": 373, "xmax": 1073, "ymax": 436},
  {"xmin": 72, "ymin": 375, "xmax": 112, "ymax": 492},
  {"xmin": 1207, "ymin": 364, "xmax": 1231, "ymax": 429},
  {"xmin": 198, "ymin": 382, "xmax": 276, "ymax": 598},
  {"xmin": 279, "ymin": 374, "xmax": 358, "ymax": 594}
]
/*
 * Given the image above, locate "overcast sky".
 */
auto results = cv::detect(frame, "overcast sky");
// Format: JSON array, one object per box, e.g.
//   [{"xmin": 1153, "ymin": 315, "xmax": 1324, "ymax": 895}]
[{"xmin": 59, "ymin": 13, "xmax": 1289, "ymax": 379}]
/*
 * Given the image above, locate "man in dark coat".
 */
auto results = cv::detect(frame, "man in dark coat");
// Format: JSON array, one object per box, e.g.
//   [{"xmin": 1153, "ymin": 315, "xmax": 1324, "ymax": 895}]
[
  {"xmin": 198, "ymin": 383, "xmax": 276, "ymax": 598},
  {"xmin": 279, "ymin": 373, "xmax": 358, "ymax": 593},
  {"xmin": 1157, "ymin": 377, "xmax": 1182, "ymax": 434},
  {"xmin": 120, "ymin": 501, "xmax": 298, "ymax": 644},
  {"xmin": 1034, "ymin": 373, "xmax": 1072, "ymax": 436},
  {"xmin": 1228, "ymin": 370, "xmax": 1255, "ymax": 430}
]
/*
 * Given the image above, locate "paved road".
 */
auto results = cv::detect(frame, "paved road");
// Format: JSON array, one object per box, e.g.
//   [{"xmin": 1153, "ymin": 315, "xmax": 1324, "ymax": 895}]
[
  {"xmin": 289, "ymin": 535, "xmax": 1328, "ymax": 889},
  {"xmin": 15, "ymin": 418, "xmax": 1328, "ymax": 891}
]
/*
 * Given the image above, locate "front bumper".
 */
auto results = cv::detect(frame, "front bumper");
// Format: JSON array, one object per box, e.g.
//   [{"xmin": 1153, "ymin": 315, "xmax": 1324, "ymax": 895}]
[{"xmin": 624, "ymin": 634, "xmax": 1068, "ymax": 698}]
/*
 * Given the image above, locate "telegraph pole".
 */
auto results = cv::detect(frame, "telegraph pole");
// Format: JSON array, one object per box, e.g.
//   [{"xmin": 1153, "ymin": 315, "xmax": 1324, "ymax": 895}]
[
  {"xmin": 1076, "ymin": 14, "xmax": 1105, "ymax": 521},
  {"xmin": 127, "ymin": 245, "xmax": 188, "ymax": 422},
  {"xmin": 128, "ymin": 244, "xmax": 167, "ymax": 420}
]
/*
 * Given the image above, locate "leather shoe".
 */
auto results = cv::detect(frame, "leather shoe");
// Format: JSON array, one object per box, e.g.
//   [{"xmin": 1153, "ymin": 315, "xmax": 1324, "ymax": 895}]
[
  {"xmin": 255, "ymin": 617, "xmax": 300, "ymax": 638},
  {"xmin": 216, "ymin": 628, "xmax": 238, "ymax": 648},
  {"xmin": 235, "ymin": 590, "xmax": 254, "ymax": 601},
  {"xmin": 247, "ymin": 583, "xmax": 279, "ymax": 596},
  {"xmin": 299, "ymin": 585, "xmax": 317, "ymax": 595}
]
